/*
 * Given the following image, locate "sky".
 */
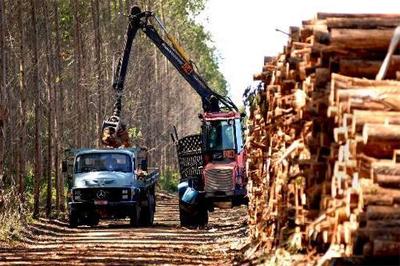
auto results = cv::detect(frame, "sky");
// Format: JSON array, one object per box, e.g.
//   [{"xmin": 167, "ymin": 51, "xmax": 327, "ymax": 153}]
[{"xmin": 198, "ymin": 0, "xmax": 400, "ymax": 106}]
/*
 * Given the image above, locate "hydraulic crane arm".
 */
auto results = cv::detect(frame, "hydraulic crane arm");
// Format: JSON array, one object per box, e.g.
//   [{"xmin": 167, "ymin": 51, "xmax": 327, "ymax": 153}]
[
  {"xmin": 115, "ymin": 6, "xmax": 237, "ymax": 114},
  {"xmin": 102, "ymin": 6, "xmax": 237, "ymax": 147}
]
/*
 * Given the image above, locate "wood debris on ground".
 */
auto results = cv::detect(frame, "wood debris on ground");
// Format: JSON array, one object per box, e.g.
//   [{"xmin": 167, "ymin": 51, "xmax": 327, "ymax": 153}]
[{"xmin": 244, "ymin": 12, "xmax": 400, "ymax": 264}]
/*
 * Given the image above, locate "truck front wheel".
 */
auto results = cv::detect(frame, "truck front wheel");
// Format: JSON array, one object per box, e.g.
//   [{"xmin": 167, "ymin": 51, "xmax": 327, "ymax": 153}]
[
  {"xmin": 69, "ymin": 211, "xmax": 79, "ymax": 228},
  {"xmin": 130, "ymin": 205, "xmax": 140, "ymax": 227},
  {"xmin": 87, "ymin": 214, "xmax": 99, "ymax": 227},
  {"xmin": 140, "ymin": 194, "xmax": 155, "ymax": 226}
]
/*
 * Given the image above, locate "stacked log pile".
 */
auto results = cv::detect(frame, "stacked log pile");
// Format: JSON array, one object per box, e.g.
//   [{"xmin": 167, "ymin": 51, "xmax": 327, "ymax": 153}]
[{"xmin": 246, "ymin": 13, "xmax": 400, "ymax": 260}]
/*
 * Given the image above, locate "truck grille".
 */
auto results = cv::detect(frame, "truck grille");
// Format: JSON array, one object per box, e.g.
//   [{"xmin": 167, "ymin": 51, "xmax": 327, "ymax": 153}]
[
  {"xmin": 204, "ymin": 168, "xmax": 233, "ymax": 192},
  {"xmin": 74, "ymin": 188, "xmax": 127, "ymax": 202}
]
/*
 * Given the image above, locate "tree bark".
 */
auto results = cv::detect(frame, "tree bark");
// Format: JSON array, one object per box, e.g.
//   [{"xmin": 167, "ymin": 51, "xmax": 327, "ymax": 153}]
[
  {"xmin": 338, "ymin": 56, "xmax": 400, "ymax": 79},
  {"xmin": 53, "ymin": 0, "xmax": 65, "ymax": 212},
  {"xmin": 17, "ymin": 0, "xmax": 27, "ymax": 199},
  {"xmin": 362, "ymin": 124, "xmax": 400, "ymax": 158},
  {"xmin": 43, "ymin": 0, "xmax": 53, "ymax": 218},
  {"xmin": 366, "ymin": 205, "xmax": 400, "ymax": 220},
  {"xmin": 326, "ymin": 17, "xmax": 400, "ymax": 29},
  {"xmin": 91, "ymin": 0, "xmax": 103, "ymax": 147},
  {"xmin": 0, "ymin": 0, "xmax": 6, "ymax": 187},
  {"xmin": 352, "ymin": 110, "xmax": 400, "ymax": 134},
  {"xmin": 317, "ymin": 13, "xmax": 400, "ymax": 20},
  {"xmin": 72, "ymin": 0, "xmax": 82, "ymax": 147},
  {"xmin": 30, "ymin": 0, "xmax": 42, "ymax": 218}
]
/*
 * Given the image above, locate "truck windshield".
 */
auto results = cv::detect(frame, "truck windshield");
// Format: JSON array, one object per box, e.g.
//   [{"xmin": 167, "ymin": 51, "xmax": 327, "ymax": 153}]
[
  {"xmin": 205, "ymin": 120, "xmax": 236, "ymax": 151},
  {"xmin": 75, "ymin": 153, "xmax": 132, "ymax": 173}
]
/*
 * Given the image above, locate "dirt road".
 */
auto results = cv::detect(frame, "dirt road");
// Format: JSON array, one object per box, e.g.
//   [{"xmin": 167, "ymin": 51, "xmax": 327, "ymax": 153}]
[{"xmin": 0, "ymin": 192, "xmax": 247, "ymax": 265}]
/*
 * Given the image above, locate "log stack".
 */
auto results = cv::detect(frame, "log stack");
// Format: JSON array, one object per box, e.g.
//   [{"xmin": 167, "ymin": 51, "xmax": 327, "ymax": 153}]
[{"xmin": 245, "ymin": 13, "xmax": 400, "ymax": 262}]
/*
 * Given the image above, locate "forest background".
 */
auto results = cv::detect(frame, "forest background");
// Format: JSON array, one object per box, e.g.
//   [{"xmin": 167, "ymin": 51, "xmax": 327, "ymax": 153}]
[{"xmin": 0, "ymin": 0, "xmax": 227, "ymax": 236}]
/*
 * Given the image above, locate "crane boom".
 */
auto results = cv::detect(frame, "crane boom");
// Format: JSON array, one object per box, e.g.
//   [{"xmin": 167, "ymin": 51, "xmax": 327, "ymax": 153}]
[{"xmin": 101, "ymin": 5, "xmax": 237, "ymax": 147}]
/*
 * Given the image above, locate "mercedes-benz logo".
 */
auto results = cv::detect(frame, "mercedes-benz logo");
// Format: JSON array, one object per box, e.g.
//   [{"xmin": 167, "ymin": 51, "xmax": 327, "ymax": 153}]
[{"xmin": 96, "ymin": 190, "xmax": 106, "ymax": 199}]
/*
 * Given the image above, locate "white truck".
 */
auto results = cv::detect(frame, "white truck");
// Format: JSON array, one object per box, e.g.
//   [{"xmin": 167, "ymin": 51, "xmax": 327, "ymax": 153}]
[{"xmin": 63, "ymin": 148, "xmax": 158, "ymax": 228}]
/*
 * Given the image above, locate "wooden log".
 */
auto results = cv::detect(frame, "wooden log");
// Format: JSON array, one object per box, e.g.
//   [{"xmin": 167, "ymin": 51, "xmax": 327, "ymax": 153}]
[
  {"xmin": 264, "ymin": 56, "xmax": 275, "ymax": 65},
  {"xmin": 363, "ymin": 194, "xmax": 394, "ymax": 206},
  {"xmin": 371, "ymin": 160, "xmax": 400, "ymax": 176},
  {"xmin": 367, "ymin": 220, "xmax": 400, "ymax": 229},
  {"xmin": 326, "ymin": 17, "xmax": 400, "ymax": 29},
  {"xmin": 334, "ymin": 126, "xmax": 348, "ymax": 144},
  {"xmin": 312, "ymin": 26, "xmax": 330, "ymax": 45},
  {"xmin": 362, "ymin": 185, "xmax": 400, "ymax": 204},
  {"xmin": 253, "ymin": 72, "xmax": 269, "ymax": 81},
  {"xmin": 373, "ymin": 239, "xmax": 400, "ymax": 257},
  {"xmin": 335, "ymin": 88, "xmax": 400, "ymax": 107},
  {"xmin": 358, "ymin": 227, "xmax": 400, "ymax": 242},
  {"xmin": 317, "ymin": 13, "xmax": 400, "ymax": 20},
  {"xmin": 329, "ymin": 29, "xmax": 395, "ymax": 50},
  {"xmin": 375, "ymin": 174, "xmax": 400, "ymax": 188},
  {"xmin": 332, "ymin": 73, "xmax": 400, "ymax": 88},
  {"xmin": 315, "ymin": 68, "xmax": 331, "ymax": 88},
  {"xmin": 362, "ymin": 124, "xmax": 400, "ymax": 158},
  {"xmin": 330, "ymin": 74, "xmax": 400, "ymax": 104},
  {"xmin": 366, "ymin": 206, "xmax": 400, "ymax": 220},
  {"xmin": 352, "ymin": 110, "xmax": 400, "ymax": 134},
  {"xmin": 338, "ymin": 56, "xmax": 400, "ymax": 79},
  {"xmin": 345, "ymin": 99, "xmax": 398, "ymax": 113},
  {"xmin": 357, "ymin": 153, "xmax": 376, "ymax": 179}
]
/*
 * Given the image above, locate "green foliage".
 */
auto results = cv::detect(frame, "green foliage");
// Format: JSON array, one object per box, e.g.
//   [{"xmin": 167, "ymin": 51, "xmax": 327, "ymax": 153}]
[
  {"xmin": 159, "ymin": 168, "xmax": 179, "ymax": 192},
  {"xmin": 0, "ymin": 189, "xmax": 29, "ymax": 243},
  {"xmin": 59, "ymin": 0, "xmax": 73, "ymax": 42}
]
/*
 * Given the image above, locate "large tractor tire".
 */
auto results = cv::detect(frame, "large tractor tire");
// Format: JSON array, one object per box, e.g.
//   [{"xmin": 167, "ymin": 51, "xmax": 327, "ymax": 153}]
[{"xmin": 179, "ymin": 202, "xmax": 208, "ymax": 227}]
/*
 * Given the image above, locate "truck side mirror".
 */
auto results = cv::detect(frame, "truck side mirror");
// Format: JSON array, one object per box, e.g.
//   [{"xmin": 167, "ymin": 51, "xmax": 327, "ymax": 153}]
[{"xmin": 62, "ymin": 161, "xmax": 68, "ymax": 173}]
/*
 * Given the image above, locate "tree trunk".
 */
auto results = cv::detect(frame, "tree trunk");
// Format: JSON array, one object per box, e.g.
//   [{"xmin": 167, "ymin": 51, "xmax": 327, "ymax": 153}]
[
  {"xmin": 0, "ymin": 0, "xmax": 6, "ymax": 187},
  {"xmin": 91, "ymin": 0, "xmax": 103, "ymax": 147},
  {"xmin": 17, "ymin": 0, "xmax": 27, "ymax": 199},
  {"xmin": 72, "ymin": 0, "xmax": 82, "ymax": 147},
  {"xmin": 43, "ymin": 0, "xmax": 53, "ymax": 218},
  {"xmin": 53, "ymin": 0, "xmax": 65, "ymax": 212},
  {"xmin": 30, "ymin": 0, "xmax": 42, "ymax": 218}
]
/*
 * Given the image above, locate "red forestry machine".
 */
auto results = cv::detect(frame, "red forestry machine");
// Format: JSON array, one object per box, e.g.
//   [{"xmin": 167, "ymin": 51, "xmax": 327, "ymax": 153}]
[{"xmin": 101, "ymin": 6, "xmax": 247, "ymax": 226}]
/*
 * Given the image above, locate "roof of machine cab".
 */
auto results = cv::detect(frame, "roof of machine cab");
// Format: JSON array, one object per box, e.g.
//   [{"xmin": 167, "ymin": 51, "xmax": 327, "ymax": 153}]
[{"xmin": 203, "ymin": 111, "xmax": 240, "ymax": 121}]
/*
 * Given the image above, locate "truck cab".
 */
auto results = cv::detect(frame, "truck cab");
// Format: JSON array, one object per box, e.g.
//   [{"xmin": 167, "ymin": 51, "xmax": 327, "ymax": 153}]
[{"xmin": 63, "ymin": 148, "xmax": 158, "ymax": 228}]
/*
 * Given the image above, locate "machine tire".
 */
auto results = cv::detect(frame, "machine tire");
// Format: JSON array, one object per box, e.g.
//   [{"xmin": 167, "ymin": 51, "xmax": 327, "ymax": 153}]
[
  {"xmin": 69, "ymin": 211, "xmax": 79, "ymax": 228},
  {"xmin": 139, "ymin": 194, "xmax": 155, "ymax": 226},
  {"xmin": 130, "ymin": 205, "xmax": 140, "ymax": 227},
  {"xmin": 179, "ymin": 202, "xmax": 208, "ymax": 227},
  {"xmin": 197, "ymin": 207, "xmax": 208, "ymax": 227}
]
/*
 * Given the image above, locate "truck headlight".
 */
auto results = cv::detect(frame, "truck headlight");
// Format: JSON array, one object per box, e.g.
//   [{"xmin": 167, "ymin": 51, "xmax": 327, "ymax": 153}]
[
  {"xmin": 122, "ymin": 194, "xmax": 129, "ymax": 200},
  {"xmin": 122, "ymin": 189, "xmax": 128, "ymax": 194}
]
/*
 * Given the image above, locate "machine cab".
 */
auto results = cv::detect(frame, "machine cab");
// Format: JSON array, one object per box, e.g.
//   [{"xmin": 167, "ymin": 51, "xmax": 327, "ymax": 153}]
[
  {"xmin": 201, "ymin": 112, "xmax": 244, "ymax": 163},
  {"xmin": 201, "ymin": 112, "xmax": 246, "ymax": 195}
]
